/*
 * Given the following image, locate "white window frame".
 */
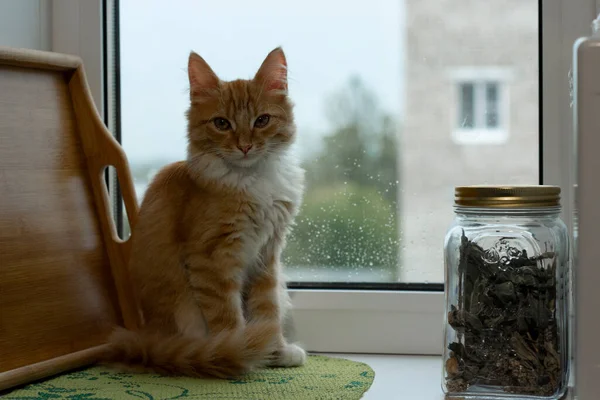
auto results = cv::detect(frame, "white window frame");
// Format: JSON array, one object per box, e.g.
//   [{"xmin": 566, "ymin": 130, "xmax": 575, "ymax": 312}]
[
  {"xmin": 49, "ymin": 0, "xmax": 598, "ymax": 366},
  {"xmin": 544, "ymin": 1, "xmax": 600, "ymax": 398},
  {"xmin": 448, "ymin": 67, "xmax": 513, "ymax": 145}
]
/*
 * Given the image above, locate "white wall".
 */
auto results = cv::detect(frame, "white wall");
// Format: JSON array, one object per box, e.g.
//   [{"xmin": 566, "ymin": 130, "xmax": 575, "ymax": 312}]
[
  {"xmin": 0, "ymin": 0, "xmax": 105, "ymax": 117},
  {"xmin": 0, "ymin": 0, "xmax": 51, "ymax": 50}
]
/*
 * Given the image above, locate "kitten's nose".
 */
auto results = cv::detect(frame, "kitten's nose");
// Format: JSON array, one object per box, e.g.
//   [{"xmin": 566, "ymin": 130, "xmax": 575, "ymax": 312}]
[{"xmin": 237, "ymin": 144, "xmax": 253, "ymax": 155}]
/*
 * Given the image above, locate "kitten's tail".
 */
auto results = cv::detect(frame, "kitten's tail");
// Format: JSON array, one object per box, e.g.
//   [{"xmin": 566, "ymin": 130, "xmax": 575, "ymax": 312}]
[{"xmin": 102, "ymin": 321, "xmax": 279, "ymax": 378}]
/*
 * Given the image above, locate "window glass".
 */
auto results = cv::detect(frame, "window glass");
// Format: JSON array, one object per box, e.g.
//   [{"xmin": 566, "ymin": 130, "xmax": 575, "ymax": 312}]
[
  {"xmin": 460, "ymin": 83, "xmax": 476, "ymax": 129},
  {"xmin": 485, "ymin": 82, "xmax": 500, "ymax": 128},
  {"xmin": 119, "ymin": 0, "xmax": 538, "ymax": 285}
]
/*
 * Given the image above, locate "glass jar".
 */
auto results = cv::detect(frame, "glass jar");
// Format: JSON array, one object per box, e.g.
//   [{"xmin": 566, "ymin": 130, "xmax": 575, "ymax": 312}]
[{"xmin": 442, "ymin": 186, "xmax": 571, "ymax": 399}]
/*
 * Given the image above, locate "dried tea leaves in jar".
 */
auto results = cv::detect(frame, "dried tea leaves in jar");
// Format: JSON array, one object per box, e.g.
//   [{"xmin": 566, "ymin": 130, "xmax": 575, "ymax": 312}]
[{"xmin": 445, "ymin": 231, "xmax": 561, "ymax": 396}]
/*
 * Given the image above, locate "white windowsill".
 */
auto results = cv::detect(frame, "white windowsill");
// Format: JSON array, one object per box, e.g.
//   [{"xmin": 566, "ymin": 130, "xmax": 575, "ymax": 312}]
[
  {"xmin": 452, "ymin": 129, "xmax": 508, "ymax": 145},
  {"xmin": 323, "ymin": 353, "xmax": 576, "ymax": 399},
  {"xmin": 319, "ymin": 353, "xmax": 444, "ymax": 399}
]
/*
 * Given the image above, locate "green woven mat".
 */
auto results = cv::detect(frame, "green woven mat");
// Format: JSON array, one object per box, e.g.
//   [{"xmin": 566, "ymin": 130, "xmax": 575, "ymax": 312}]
[{"xmin": 4, "ymin": 355, "xmax": 374, "ymax": 400}]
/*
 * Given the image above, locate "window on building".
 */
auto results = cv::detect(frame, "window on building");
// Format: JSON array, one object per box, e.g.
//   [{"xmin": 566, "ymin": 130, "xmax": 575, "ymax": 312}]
[
  {"xmin": 458, "ymin": 81, "xmax": 502, "ymax": 132},
  {"xmin": 459, "ymin": 82, "xmax": 476, "ymax": 129},
  {"xmin": 449, "ymin": 65, "xmax": 513, "ymax": 145}
]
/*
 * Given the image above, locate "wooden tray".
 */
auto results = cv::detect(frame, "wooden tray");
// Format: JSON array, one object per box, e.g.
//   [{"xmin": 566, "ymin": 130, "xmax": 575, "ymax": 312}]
[{"xmin": 0, "ymin": 47, "xmax": 141, "ymax": 391}]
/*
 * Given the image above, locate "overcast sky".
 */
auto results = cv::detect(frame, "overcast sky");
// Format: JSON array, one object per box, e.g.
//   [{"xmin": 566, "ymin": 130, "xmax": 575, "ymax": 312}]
[{"xmin": 120, "ymin": 0, "xmax": 404, "ymax": 164}]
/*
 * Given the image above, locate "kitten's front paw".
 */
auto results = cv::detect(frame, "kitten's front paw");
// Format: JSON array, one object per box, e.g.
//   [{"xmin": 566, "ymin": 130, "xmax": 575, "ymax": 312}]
[{"xmin": 269, "ymin": 343, "xmax": 307, "ymax": 367}]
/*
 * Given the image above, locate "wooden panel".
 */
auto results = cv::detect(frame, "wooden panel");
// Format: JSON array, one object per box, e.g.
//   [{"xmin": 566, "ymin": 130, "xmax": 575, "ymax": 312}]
[
  {"xmin": 0, "ymin": 46, "xmax": 141, "ymax": 391},
  {"xmin": 0, "ymin": 66, "xmax": 120, "ymax": 374}
]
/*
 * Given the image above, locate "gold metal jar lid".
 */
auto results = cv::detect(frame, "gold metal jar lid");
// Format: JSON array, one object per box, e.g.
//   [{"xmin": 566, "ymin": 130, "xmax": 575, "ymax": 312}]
[{"xmin": 455, "ymin": 185, "xmax": 561, "ymax": 208}]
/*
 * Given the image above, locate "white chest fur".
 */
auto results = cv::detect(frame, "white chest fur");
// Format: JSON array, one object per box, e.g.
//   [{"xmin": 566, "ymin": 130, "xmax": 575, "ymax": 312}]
[
  {"xmin": 188, "ymin": 151, "xmax": 305, "ymax": 254},
  {"xmin": 189, "ymin": 151, "xmax": 304, "ymax": 207},
  {"xmin": 241, "ymin": 155, "xmax": 305, "ymax": 251},
  {"xmin": 245, "ymin": 154, "xmax": 304, "ymax": 210}
]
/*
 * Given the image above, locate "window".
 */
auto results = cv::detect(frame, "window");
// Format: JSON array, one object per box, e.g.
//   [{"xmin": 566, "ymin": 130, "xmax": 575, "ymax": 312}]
[
  {"xmin": 458, "ymin": 81, "xmax": 501, "ymax": 130},
  {"xmin": 459, "ymin": 82, "xmax": 476, "ymax": 128},
  {"xmin": 113, "ymin": 0, "xmax": 539, "ymax": 349},
  {"xmin": 450, "ymin": 67, "xmax": 513, "ymax": 144},
  {"xmin": 53, "ymin": 0, "xmax": 589, "ymax": 355},
  {"xmin": 114, "ymin": 1, "xmax": 539, "ymax": 288},
  {"xmin": 485, "ymin": 82, "xmax": 500, "ymax": 128}
]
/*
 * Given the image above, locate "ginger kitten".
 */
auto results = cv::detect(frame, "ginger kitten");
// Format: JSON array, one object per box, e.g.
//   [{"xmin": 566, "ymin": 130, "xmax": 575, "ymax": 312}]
[{"xmin": 107, "ymin": 47, "xmax": 306, "ymax": 378}]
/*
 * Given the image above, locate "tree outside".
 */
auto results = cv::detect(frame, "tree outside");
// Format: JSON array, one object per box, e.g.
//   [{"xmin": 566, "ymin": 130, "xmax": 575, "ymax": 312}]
[{"xmin": 283, "ymin": 76, "xmax": 401, "ymax": 281}]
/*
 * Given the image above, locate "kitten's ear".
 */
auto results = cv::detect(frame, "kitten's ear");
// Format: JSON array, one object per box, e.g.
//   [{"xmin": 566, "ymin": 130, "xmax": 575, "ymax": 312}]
[
  {"xmin": 188, "ymin": 51, "xmax": 219, "ymax": 100},
  {"xmin": 254, "ymin": 47, "xmax": 288, "ymax": 94}
]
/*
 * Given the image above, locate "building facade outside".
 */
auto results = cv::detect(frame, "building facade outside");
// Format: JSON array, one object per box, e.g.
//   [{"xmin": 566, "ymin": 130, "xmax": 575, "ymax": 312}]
[{"xmin": 399, "ymin": 0, "xmax": 539, "ymax": 282}]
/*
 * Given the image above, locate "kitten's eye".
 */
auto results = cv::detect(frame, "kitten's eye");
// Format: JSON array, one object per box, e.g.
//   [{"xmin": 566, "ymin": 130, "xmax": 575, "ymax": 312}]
[
  {"xmin": 213, "ymin": 117, "xmax": 231, "ymax": 131},
  {"xmin": 254, "ymin": 114, "xmax": 270, "ymax": 128}
]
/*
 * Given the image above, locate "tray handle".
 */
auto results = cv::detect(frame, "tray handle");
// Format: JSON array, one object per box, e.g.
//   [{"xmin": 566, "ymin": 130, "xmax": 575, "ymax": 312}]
[{"xmin": 69, "ymin": 65, "xmax": 143, "ymax": 331}]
